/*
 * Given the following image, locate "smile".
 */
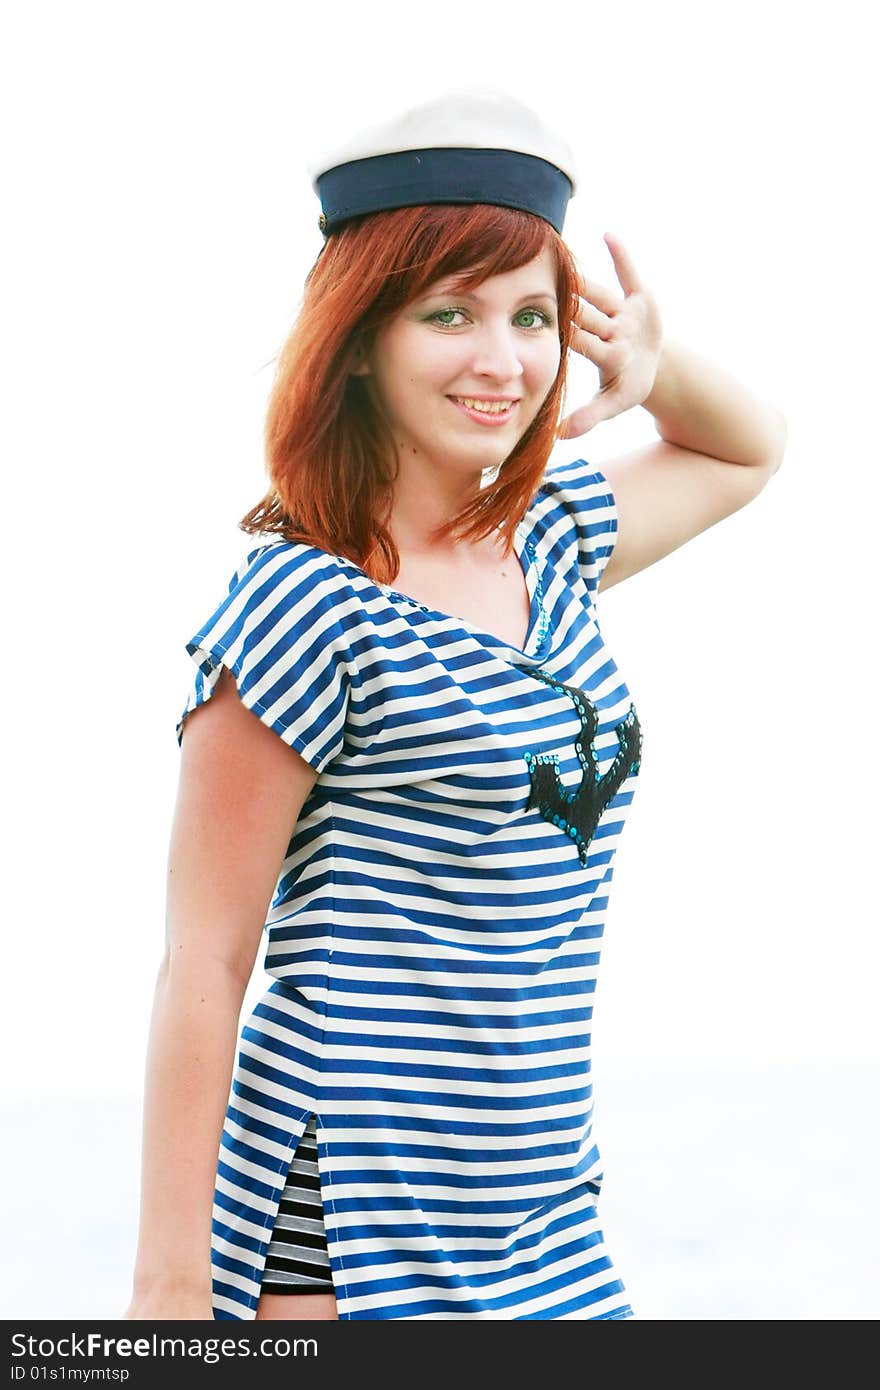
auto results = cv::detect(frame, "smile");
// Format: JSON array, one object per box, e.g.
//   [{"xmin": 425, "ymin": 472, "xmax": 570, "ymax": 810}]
[{"xmin": 448, "ymin": 397, "xmax": 519, "ymax": 425}]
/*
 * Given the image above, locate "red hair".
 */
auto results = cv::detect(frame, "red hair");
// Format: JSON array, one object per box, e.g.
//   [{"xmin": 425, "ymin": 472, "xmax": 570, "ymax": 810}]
[{"xmin": 239, "ymin": 203, "xmax": 581, "ymax": 585}]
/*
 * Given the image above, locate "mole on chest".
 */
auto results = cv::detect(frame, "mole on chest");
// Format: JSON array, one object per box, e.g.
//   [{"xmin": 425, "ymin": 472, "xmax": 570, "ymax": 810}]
[{"xmin": 394, "ymin": 557, "xmax": 531, "ymax": 649}]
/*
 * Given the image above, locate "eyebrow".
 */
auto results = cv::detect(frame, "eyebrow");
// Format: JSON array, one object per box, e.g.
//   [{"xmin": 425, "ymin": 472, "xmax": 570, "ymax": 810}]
[{"xmin": 421, "ymin": 287, "xmax": 557, "ymax": 305}]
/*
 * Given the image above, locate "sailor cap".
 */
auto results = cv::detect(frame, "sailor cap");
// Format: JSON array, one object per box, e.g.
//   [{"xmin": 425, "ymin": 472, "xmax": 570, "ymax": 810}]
[{"xmin": 308, "ymin": 89, "xmax": 578, "ymax": 238}]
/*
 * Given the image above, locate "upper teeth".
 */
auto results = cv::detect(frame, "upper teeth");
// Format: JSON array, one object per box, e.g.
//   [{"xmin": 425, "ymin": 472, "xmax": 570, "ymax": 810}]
[{"xmin": 455, "ymin": 398, "xmax": 514, "ymax": 414}]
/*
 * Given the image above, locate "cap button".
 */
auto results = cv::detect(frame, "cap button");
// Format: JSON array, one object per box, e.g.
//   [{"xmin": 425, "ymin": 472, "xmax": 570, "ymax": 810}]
[{"xmin": 318, "ymin": 212, "xmax": 327, "ymax": 232}]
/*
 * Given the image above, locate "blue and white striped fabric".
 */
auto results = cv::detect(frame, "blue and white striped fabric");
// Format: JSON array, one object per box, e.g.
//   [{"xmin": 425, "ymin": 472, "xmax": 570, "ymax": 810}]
[{"xmin": 176, "ymin": 456, "xmax": 643, "ymax": 1320}]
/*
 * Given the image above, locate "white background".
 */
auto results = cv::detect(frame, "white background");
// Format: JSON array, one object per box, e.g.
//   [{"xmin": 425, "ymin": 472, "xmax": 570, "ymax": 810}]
[{"xmin": 2, "ymin": 0, "xmax": 877, "ymax": 1319}]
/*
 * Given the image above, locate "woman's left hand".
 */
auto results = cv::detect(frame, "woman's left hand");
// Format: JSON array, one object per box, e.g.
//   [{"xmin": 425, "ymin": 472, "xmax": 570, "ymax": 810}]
[{"xmin": 557, "ymin": 233, "xmax": 665, "ymax": 440}]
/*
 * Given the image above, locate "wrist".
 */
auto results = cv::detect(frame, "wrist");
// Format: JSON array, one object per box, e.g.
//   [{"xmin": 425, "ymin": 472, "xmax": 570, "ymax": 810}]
[
  {"xmin": 640, "ymin": 338, "xmax": 679, "ymax": 420},
  {"xmin": 131, "ymin": 1268, "xmax": 213, "ymax": 1300}
]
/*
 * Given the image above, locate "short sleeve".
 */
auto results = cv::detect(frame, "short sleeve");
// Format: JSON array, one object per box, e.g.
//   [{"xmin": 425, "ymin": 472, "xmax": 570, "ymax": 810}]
[
  {"xmin": 175, "ymin": 541, "xmax": 354, "ymax": 773},
  {"xmin": 541, "ymin": 457, "xmax": 618, "ymax": 599}
]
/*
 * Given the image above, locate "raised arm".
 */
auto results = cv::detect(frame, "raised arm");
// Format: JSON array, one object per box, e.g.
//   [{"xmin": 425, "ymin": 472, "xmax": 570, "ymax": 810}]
[{"xmin": 124, "ymin": 667, "xmax": 319, "ymax": 1319}]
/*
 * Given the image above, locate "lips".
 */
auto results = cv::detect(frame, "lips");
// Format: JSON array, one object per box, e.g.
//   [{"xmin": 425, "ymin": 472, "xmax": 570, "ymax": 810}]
[{"xmin": 448, "ymin": 397, "xmax": 519, "ymax": 426}]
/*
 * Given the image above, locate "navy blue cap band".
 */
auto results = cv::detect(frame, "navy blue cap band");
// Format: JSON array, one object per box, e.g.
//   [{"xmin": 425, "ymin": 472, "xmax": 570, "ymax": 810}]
[{"xmin": 315, "ymin": 147, "xmax": 573, "ymax": 237}]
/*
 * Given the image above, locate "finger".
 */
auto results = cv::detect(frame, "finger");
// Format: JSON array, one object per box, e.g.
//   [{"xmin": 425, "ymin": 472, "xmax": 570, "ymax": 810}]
[
  {"xmin": 556, "ymin": 406, "xmax": 595, "ymax": 440},
  {"xmin": 558, "ymin": 384, "xmax": 626, "ymax": 441},
  {"xmin": 572, "ymin": 296, "xmax": 614, "ymax": 341},
  {"xmin": 603, "ymin": 232, "xmax": 643, "ymax": 296},
  {"xmin": 569, "ymin": 324, "xmax": 615, "ymax": 367},
  {"xmin": 574, "ymin": 269, "xmax": 622, "ymax": 318},
  {"xmin": 586, "ymin": 385, "xmax": 628, "ymax": 429}
]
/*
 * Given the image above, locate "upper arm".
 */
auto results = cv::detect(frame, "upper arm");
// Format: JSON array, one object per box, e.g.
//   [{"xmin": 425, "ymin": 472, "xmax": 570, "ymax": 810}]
[
  {"xmin": 169, "ymin": 667, "xmax": 319, "ymax": 987},
  {"xmin": 597, "ymin": 439, "xmax": 781, "ymax": 593},
  {"xmin": 169, "ymin": 543, "xmax": 356, "ymax": 985}
]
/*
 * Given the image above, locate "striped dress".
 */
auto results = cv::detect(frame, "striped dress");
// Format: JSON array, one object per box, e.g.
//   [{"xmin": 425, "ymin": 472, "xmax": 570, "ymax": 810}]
[{"xmin": 176, "ymin": 457, "xmax": 643, "ymax": 1320}]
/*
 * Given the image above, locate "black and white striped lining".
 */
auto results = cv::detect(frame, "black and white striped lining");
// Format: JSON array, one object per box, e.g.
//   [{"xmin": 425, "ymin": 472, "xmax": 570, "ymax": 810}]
[{"xmin": 261, "ymin": 1113, "xmax": 335, "ymax": 1293}]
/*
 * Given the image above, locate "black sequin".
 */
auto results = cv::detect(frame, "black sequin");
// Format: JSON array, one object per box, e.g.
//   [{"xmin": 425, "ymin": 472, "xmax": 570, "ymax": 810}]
[{"xmin": 522, "ymin": 669, "xmax": 642, "ymax": 866}]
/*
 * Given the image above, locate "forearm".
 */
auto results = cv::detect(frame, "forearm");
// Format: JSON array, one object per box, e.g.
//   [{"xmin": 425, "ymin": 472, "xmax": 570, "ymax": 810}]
[
  {"xmin": 641, "ymin": 336, "xmax": 787, "ymax": 467},
  {"xmin": 129, "ymin": 954, "xmax": 246, "ymax": 1299}
]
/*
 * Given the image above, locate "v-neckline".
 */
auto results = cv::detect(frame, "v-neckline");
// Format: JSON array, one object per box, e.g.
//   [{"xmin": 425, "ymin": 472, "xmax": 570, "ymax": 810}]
[{"xmin": 334, "ymin": 522, "xmax": 551, "ymax": 662}]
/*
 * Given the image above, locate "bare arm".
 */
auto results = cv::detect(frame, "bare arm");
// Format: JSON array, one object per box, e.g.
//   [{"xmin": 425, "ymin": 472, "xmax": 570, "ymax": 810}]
[
  {"xmin": 125, "ymin": 666, "xmax": 319, "ymax": 1318},
  {"xmin": 125, "ymin": 954, "xmax": 246, "ymax": 1316},
  {"xmin": 598, "ymin": 337, "xmax": 787, "ymax": 594}
]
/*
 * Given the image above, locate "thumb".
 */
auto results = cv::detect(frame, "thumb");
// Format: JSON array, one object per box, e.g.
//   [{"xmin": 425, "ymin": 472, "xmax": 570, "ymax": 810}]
[{"xmin": 557, "ymin": 406, "xmax": 596, "ymax": 441}]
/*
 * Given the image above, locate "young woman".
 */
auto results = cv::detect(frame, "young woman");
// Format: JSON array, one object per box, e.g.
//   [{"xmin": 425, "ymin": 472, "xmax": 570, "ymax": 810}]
[{"xmin": 124, "ymin": 92, "xmax": 786, "ymax": 1322}]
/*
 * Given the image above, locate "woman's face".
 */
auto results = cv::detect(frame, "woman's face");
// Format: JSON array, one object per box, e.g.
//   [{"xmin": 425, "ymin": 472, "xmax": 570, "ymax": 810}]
[{"xmin": 355, "ymin": 245, "xmax": 562, "ymax": 480}]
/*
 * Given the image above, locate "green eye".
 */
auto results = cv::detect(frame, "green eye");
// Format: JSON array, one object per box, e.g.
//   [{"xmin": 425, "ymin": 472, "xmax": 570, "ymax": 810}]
[
  {"xmin": 428, "ymin": 309, "xmax": 465, "ymax": 327},
  {"xmin": 425, "ymin": 306, "xmax": 553, "ymax": 329},
  {"xmin": 515, "ymin": 309, "xmax": 552, "ymax": 329}
]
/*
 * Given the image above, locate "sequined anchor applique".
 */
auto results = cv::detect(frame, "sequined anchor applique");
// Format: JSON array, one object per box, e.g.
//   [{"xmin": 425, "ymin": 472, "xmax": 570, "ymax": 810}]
[{"xmin": 523, "ymin": 668, "xmax": 642, "ymax": 866}]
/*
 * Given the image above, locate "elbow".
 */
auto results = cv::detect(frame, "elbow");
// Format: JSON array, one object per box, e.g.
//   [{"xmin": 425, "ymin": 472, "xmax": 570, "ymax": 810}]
[
  {"xmin": 765, "ymin": 409, "xmax": 788, "ymax": 475},
  {"xmin": 157, "ymin": 944, "xmax": 250, "ymax": 995},
  {"xmin": 750, "ymin": 410, "xmax": 787, "ymax": 482}
]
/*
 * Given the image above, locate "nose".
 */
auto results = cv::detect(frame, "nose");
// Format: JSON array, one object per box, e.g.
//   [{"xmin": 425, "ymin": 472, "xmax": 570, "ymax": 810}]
[{"xmin": 469, "ymin": 321, "xmax": 525, "ymax": 383}]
